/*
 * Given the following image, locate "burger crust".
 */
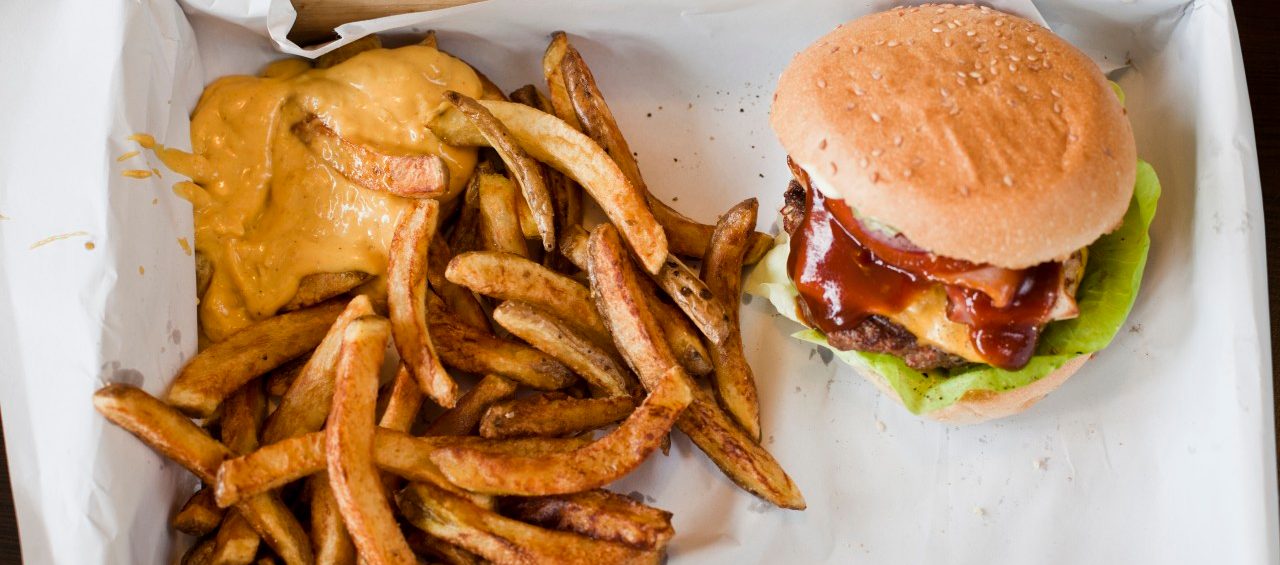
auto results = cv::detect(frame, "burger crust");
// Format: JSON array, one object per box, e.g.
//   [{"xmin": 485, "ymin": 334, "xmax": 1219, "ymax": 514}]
[{"xmin": 771, "ymin": 3, "xmax": 1136, "ymax": 269}]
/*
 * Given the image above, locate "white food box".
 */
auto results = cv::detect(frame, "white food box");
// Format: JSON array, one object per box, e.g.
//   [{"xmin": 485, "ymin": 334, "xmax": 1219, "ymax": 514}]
[{"xmin": 0, "ymin": 0, "xmax": 1273, "ymax": 563}]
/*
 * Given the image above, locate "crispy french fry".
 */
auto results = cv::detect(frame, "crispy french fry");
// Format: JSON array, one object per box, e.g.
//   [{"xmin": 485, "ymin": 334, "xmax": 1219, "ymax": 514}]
[
  {"xmin": 430, "ymin": 365, "xmax": 688, "ymax": 495},
  {"xmin": 428, "ymin": 294, "xmax": 576, "ymax": 390},
  {"xmin": 212, "ymin": 382, "xmax": 266, "ymax": 564},
  {"xmin": 404, "ymin": 529, "xmax": 481, "ymax": 565},
  {"xmin": 389, "ymin": 199, "xmax": 457, "ymax": 407},
  {"xmin": 562, "ymin": 225, "xmax": 712, "ymax": 376},
  {"xmin": 424, "ymin": 374, "xmax": 518, "ymax": 436},
  {"xmin": 264, "ymin": 355, "xmax": 309, "ymax": 398},
  {"xmin": 446, "ymin": 251, "xmax": 611, "ymax": 347},
  {"xmin": 211, "ymin": 510, "xmax": 260, "ymax": 565},
  {"xmin": 295, "ymin": 115, "xmax": 449, "ymax": 198},
  {"xmin": 651, "ymin": 200, "xmax": 774, "ymax": 264},
  {"xmin": 315, "ymin": 35, "xmax": 381, "ymax": 69},
  {"xmin": 509, "ymin": 84, "xmax": 583, "ymax": 253},
  {"xmin": 500, "ymin": 490, "xmax": 674, "ymax": 551},
  {"xmin": 428, "ymin": 100, "xmax": 667, "ymax": 274},
  {"xmin": 262, "ymin": 295, "xmax": 374, "ymax": 444},
  {"xmin": 515, "ymin": 190, "xmax": 542, "ymax": 240},
  {"xmin": 281, "ymin": 271, "xmax": 371, "ymax": 312},
  {"xmin": 446, "ymin": 92, "xmax": 556, "ymax": 251},
  {"xmin": 700, "ymin": 198, "xmax": 761, "ymax": 439},
  {"xmin": 378, "ymin": 366, "xmax": 424, "ymax": 434},
  {"xmin": 167, "ymin": 300, "xmax": 345, "ymax": 417},
  {"xmin": 677, "ymin": 384, "xmax": 805, "ymax": 510},
  {"xmin": 491, "ymin": 302, "xmax": 631, "ymax": 398},
  {"xmin": 309, "ymin": 473, "xmax": 357, "ymax": 565},
  {"xmin": 479, "ymin": 392, "xmax": 634, "ymax": 439},
  {"xmin": 182, "ymin": 537, "xmax": 216, "ymax": 565},
  {"xmin": 652, "ymin": 255, "xmax": 733, "ymax": 346},
  {"xmin": 325, "ymin": 316, "xmax": 416, "ymax": 565},
  {"xmin": 427, "ymin": 235, "xmax": 491, "ymax": 332},
  {"xmin": 397, "ymin": 481, "xmax": 660, "ymax": 565},
  {"xmin": 542, "ymin": 32, "xmax": 584, "ymax": 131},
  {"xmin": 474, "ymin": 168, "xmax": 529, "ymax": 257},
  {"xmin": 448, "ymin": 171, "xmax": 483, "ymax": 255},
  {"xmin": 216, "ymin": 432, "xmax": 324, "ymax": 508},
  {"xmin": 173, "ymin": 488, "xmax": 225, "ymax": 537},
  {"xmin": 93, "ymin": 385, "xmax": 313, "ymax": 564}
]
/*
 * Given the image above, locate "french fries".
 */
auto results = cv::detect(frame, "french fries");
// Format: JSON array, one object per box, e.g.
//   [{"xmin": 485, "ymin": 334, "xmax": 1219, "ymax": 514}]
[
  {"xmin": 652, "ymin": 255, "xmax": 734, "ymax": 346},
  {"xmin": 294, "ymin": 115, "xmax": 449, "ymax": 198},
  {"xmin": 424, "ymin": 374, "xmax": 518, "ymax": 436},
  {"xmin": 700, "ymin": 199, "xmax": 762, "ymax": 439},
  {"xmin": 473, "ymin": 164, "xmax": 530, "ymax": 257},
  {"xmin": 446, "ymin": 92, "xmax": 556, "ymax": 252},
  {"xmin": 173, "ymin": 488, "xmax": 225, "ymax": 537},
  {"xmin": 388, "ymin": 199, "xmax": 457, "ymax": 407},
  {"xmin": 397, "ymin": 481, "xmax": 660, "ymax": 565},
  {"xmin": 167, "ymin": 300, "xmax": 345, "ymax": 418},
  {"xmin": 500, "ymin": 490, "xmax": 674, "ymax": 551},
  {"xmin": 428, "ymin": 100, "xmax": 668, "ymax": 274},
  {"xmin": 428, "ymin": 294, "xmax": 576, "ymax": 390},
  {"xmin": 446, "ymin": 251, "xmax": 612, "ymax": 347},
  {"xmin": 541, "ymin": 32, "xmax": 585, "ymax": 132},
  {"xmin": 378, "ymin": 366, "xmax": 424, "ymax": 434},
  {"xmin": 325, "ymin": 316, "xmax": 417, "ymax": 565},
  {"xmin": 281, "ymin": 271, "xmax": 370, "ymax": 312},
  {"xmin": 210, "ymin": 511, "xmax": 260, "ymax": 565},
  {"xmin": 479, "ymin": 392, "xmax": 634, "ymax": 439},
  {"xmin": 309, "ymin": 474, "xmax": 357, "ymax": 565},
  {"xmin": 491, "ymin": 301, "xmax": 632, "ymax": 398},
  {"xmin": 509, "ymin": 83, "xmax": 584, "ymax": 250}
]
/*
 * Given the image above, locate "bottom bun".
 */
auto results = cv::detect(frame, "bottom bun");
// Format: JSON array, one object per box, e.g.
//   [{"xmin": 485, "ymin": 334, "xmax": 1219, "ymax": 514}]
[{"xmin": 857, "ymin": 355, "xmax": 1090, "ymax": 425}]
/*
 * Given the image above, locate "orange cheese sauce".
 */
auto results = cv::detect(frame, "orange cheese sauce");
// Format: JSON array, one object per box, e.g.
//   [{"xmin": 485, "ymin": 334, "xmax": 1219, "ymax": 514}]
[{"xmin": 157, "ymin": 46, "xmax": 482, "ymax": 341}]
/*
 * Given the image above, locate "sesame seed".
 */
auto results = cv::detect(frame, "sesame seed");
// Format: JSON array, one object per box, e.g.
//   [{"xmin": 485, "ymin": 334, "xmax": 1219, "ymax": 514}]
[
  {"xmin": 853, "ymin": 85, "xmax": 865, "ymax": 96},
  {"xmin": 936, "ymin": 7, "xmax": 946, "ymax": 13},
  {"xmin": 830, "ymin": 162, "xmax": 838, "ymax": 175},
  {"xmin": 871, "ymin": 171, "xmax": 882, "ymax": 183},
  {"xmin": 956, "ymin": 71, "xmax": 967, "ymax": 78},
  {"xmin": 871, "ymin": 148, "xmax": 883, "ymax": 157},
  {"xmin": 933, "ymin": 18, "xmax": 944, "ymax": 24},
  {"xmin": 966, "ymin": 30, "xmax": 976, "ymax": 37},
  {"xmin": 944, "ymin": 38, "xmax": 954, "ymax": 47},
  {"xmin": 1009, "ymin": 54, "xmax": 1021, "ymax": 62},
  {"xmin": 940, "ymin": 87, "xmax": 950, "ymax": 97},
  {"xmin": 903, "ymin": 168, "xmax": 913, "ymax": 177},
  {"xmin": 959, "ymin": 185, "xmax": 970, "ymax": 196},
  {"xmin": 819, "ymin": 138, "xmax": 827, "ymax": 150},
  {"xmin": 894, "ymin": 135, "xmax": 903, "ymax": 146},
  {"xmin": 1068, "ymin": 133, "xmax": 1079, "ymax": 142},
  {"xmin": 949, "ymin": 104, "xmax": 960, "ymax": 115},
  {"xmin": 999, "ymin": 43, "xmax": 1008, "ymax": 49},
  {"xmin": 1053, "ymin": 102, "xmax": 1062, "ymax": 113},
  {"xmin": 1027, "ymin": 35, "xmax": 1037, "ymax": 43},
  {"xmin": 853, "ymin": 46, "xmax": 863, "ymax": 54},
  {"xmin": 871, "ymin": 70, "xmax": 882, "ymax": 80},
  {"xmin": 817, "ymin": 78, "xmax": 827, "ymax": 88},
  {"xmin": 968, "ymin": 71, "xmax": 982, "ymax": 78},
  {"xmin": 1017, "ymin": 84, "xmax": 1028, "ymax": 93},
  {"xmin": 932, "ymin": 27, "xmax": 944, "ymax": 33},
  {"xmin": 952, "ymin": 19, "xmax": 962, "ymax": 27},
  {"xmin": 996, "ymin": 18, "xmax": 1005, "ymax": 27},
  {"xmin": 1051, "ymin": 89, "xmax": 1061, "ymax": 97},
  {"xmin": 1026, "ymin": 54, "xmax": 1039, "ymax": 61},
  {"xmin": 1035, "ymin": 45, "xmax": 1045, "ymax": 53},
  {"xmin": 1003, "ymin": 174, "xmax": 1014, "ymax": 186},
  {"xmin": 887, "ymin": 40, "xmax": 899, "ymax": 47},
  {"xmin": 956, "ymin": 77, "xmax": 966, "ymax": 86},
  {"xmin": 1009, "ymin": 63, "xmax": 1018, "ymax": 72},
  {"xmin": 875, "ymin": 39, "xmax": 885, "ymax": 46},
  {"xmin": 947, "ymin": 22, "xmax": 957, "ymax": 29},
  {"xmin": 870, "ymin": 112, "xmax": 882, "ymax": 123}
]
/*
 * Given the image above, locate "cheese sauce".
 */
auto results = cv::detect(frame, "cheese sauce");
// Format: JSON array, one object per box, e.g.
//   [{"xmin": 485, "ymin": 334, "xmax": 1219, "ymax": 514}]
[{"xmin": 156, "ymin": 46, "xmax": 482, "ymax": 341}]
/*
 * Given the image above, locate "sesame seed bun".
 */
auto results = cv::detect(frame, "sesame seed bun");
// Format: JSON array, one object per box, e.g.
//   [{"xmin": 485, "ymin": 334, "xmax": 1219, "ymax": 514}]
[{"xmin": 771, "ymin": 3, "xmax": 1136, "ymax": 269}]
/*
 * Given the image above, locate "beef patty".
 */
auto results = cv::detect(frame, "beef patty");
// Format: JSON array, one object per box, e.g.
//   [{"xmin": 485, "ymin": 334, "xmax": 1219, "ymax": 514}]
[{"xmin": 781, "ymin": 180, "xmax": 968, "ymax": 371}]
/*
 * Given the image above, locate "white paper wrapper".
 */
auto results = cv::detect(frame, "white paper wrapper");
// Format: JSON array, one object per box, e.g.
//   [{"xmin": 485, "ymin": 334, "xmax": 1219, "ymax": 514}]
[{"xmin": 0, "ymin": 0, "xmax": 1273, "ymax": 563}]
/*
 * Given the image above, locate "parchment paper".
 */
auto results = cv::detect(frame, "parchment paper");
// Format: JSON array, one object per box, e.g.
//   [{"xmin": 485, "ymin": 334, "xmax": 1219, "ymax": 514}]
[{"xmin": 0, "ymin": 0, "xmax": 1273, "ymax": 563}]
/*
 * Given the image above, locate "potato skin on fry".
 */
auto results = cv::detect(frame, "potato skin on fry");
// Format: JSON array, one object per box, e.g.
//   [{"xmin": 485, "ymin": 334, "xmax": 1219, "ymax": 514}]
[
  {"xmin": 478, "ymin": 392, "xmax": 634, "ymax": 439},
  {"xmin": 700, "ymin": 198, "xmax": 762, "ymax": 440},
  {"xmin": 500, "ymin": 489, "xmax": 674, "ymax": 552}
]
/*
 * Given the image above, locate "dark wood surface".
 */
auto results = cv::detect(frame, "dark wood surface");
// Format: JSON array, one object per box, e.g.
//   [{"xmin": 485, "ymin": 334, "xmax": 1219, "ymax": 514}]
[{"xmin": 1, "ymin": 3, "xmax": 1278, "ymax": 562}]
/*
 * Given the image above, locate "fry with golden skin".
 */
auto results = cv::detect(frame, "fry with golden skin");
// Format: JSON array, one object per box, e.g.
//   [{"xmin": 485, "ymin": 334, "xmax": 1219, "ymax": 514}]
[
  {"xmin": 397, "ymin": 481, "xmax": 661, "ymax": 565},
  {"xmin": 167, "ymin": 299, "xmax": 346, "ymax": 418},
  {"xmin": 281, "ymin": 271, "xmax": 371, "ymax": 312},
  {"xmin": 424, "ymin": 374, "xmax": 518, "ymax": 436},
  {"xmin": 325, "ymin": 316, "xmax": 416, "ymax": 565},
  {"xmin": 404, "ymin": 529, "xmax": 481, "ymax": 565},
  {"xmin": 428, "ymin": 294, "xmax": 576, "ymax": 390},
  {"xmin": 446, "ymin": 251, "xmax": 611, "ymax": 347},
  {"xmin": 93, "ymin": 385, "xmax": 313, "ymax": 564},
  {"xmin": 388, "ymin": 199, "xmax": 457, "ymax": 407},
  {"xmin": 182, "ymin": 538, "xmax": 216, "ymax": 565},
  {"xmin": 212, "ymin": 382, "xmax": 267, "ymax": 564},
  {"xmin": 427, "ymin": 235, "xmax": 491, "ymax": 332},
  {"xmin": 500, "ymin": 489, "xmax": 674, "ymax": 551},
  {"xmin": 211, "ymin": 510, "xmax": 260, "ymax": 565},
  {"xmin": 263, "ymin": 295, "xmax": 374, "ymax": 444},
  {"xmin": 173, "ymin": 488, "xmax": 224, "ymax": 537},
  {"xmin": 378, "ymin": 366, "xmax": 423, "ymax": 434},
  {"xmin": 264, "ymin": 355, "xmax": 308, "ymax": 398},
  {"xmin": 491, "ymin": 301, "xmax": 632, "ymax": 398},
  {"xmin": 428, "ymin": 100, "xmax": 667, "ymax": 274},
  {"xmin": 651, "ymin": 255, "xmax": 734, "ymax": 346},
  {"xmin": 294, "ymin": 115, "xmax": 449, "ymax": 198},
  {"xmin": 473, "ymin": 169, "xmax": 529, "ymax": 257},
  {"xmin": 479, "ymin": 392, "xmax": 634, "ymax": 439},
  {"xmin": 445, "ymin": 92, "xmax": 555, "ymax": 251},
  {"xmin": 542, "ymin": 32, "xmax": 584, "ymax": 132},
  {"xmin": 315, "ymin": 35, "xmax": 380, "ymax": 69},
  {"xmin": 309, "ymin": 473, "xmax": 356, "ymax": 565},
  {"xmin": 700, "ymin": 198, "xmax": 761, "ymax": 439}
]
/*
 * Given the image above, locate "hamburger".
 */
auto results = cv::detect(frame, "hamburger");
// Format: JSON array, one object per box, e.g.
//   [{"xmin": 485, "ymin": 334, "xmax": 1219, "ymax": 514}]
[{"xmin": 748, "ymin": 3, "xmax": 1161, "ymax": 423}]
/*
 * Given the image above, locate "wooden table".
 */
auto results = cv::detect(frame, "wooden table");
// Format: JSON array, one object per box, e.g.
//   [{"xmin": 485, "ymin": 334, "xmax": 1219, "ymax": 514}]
[{"xmin": 1, "ymin": 2, "xmax": 1277, "ymax": 561}]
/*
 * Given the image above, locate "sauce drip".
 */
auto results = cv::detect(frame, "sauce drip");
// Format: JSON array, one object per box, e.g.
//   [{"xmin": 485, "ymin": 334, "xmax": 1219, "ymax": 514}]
[{"xmin": 787, "ymin": 171, "xmax": 1062, "ymax": 370}]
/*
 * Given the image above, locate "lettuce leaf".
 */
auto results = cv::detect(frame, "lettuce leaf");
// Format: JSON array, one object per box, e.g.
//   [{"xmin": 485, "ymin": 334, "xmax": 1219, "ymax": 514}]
[{"xmin": 744, "ymin": 160, "xmax": 1161, "ymax": 415}]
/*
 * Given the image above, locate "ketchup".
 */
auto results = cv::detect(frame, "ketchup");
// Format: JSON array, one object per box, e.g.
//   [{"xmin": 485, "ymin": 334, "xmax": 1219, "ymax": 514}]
[{"xmin": 787, "ymin": 173, "xmax": 1062, "ymax": 371}]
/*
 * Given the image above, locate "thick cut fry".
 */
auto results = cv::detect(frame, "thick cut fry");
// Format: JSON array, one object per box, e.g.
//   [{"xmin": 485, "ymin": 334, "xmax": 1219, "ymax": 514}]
[
  {"xmin": 428, "ymin": 294, "xmax": 576, "ymax": 390},
  {"xmin": 424, "ymin": 374, "xmax": 518, "ymax": 436},
  {"xmin": 309, "ymin": 474, "xmax": 356, "ymax": 565},
  {"xmin": 168, "ymin": 300, "xmax": 345, "ymax": 417},
  {"xmin": 501, "ymin": 490, "xmax": 674, "ymax": 551},
  {"xmin": 173, "ymin": 488, "xmax": 225, "ymax": 536},
  {"xmin": 264, "ymin": 355, "xmax": 309, "ymax": 398},
  {"xmin": 427, "ymin": 235, "xmax": 490, "ymax": 332},
  {"xmin": 211, "ymin": 510, "xmax": 260, "ymax": 565},
  {"xmin": 182, "ymin": 538, "xmax": 216, "ymax": 565},
  {"xmin": 542, "ymin": 32, "xmax": 584, "ymax": 131},
  {"xmin": 325, "ymin": 316, "xmax": 416, "ymax": 565},
  {"xmin": 404, "ymin": 529, "xmax": 481, "ymax": 565},
  {"xmin": 474, "ymin": 169, "xmax": 528, "ymax": 257},
  {"xmin": 651, "ymin": 199, "xmax": 773, "ymax": 264},
  {"xmin": 479, "ymin": 392, "xmax": 634, "ymax": 439},
  {"xmin": 491, "ymin": 302, "xmax": 631, "ymax": 398},
  {"xmin": 448, "ymin": 171, "xmax": 483, "ymax": 255},
  {"xmin": 294, "ymin": 115, "xmax": 449, "ymax": 198},
  {"xmin": 388, "ymin": 199, "xmax": 456, "ymax": 407},
  {"xmin": 700, "ymin": 198, "xmax": 761, "ymax": 439},
  {"xmin": 428, "ymin": 101, "xmax": 667, "ymax": 274},
  {"xmin": 562, "ymin": 225, "xmax": 712, "ymax": 376},
  {"xmin": 315, "ymin": 35, "xmax": 380, "ymax": 69},
  {"xmin": 281, "ymin": 271, "xmax": 371, "ymax": 312},
  {"xmin": 93, "ymin": 385, "xmax": 313, "ymax": 564},
  {"xmin": 509, "ymin": 84, "xmax": 583, "ymax": 252},
  {"xmin": 397, "ymin": 482, "xmax": 660, "ymax": 565},
  {"xmin": 263, "ymin": 296, "xmax": 374, "ymax": 444},
  {"xmin": 378, "ymin": 366, "xmax": 424, "ymax": 433},
  {"xmin": 446, "ymin": 92, "xmax": 555, "ymax": 251},
  {"xmin": 430, "ymin": 366, "xmax": 689, "ymax": 496},
  {"xmin": 216, "ymin": 429, "xmax": 585, "ymax": 507},
  {"xmin": 652, "ymin": 255, "xmax": 733, "ymax": 346},
  {"xmin": 515, "ymin": 190, "xmax": 541, "ymax": 240},
  {"xmin": 446, "ymin": 251, "xmax": 611, "ymax": 347},
  {"xmin": 677, "ymin": 384, "xmax": 806, "ymax": 510}
]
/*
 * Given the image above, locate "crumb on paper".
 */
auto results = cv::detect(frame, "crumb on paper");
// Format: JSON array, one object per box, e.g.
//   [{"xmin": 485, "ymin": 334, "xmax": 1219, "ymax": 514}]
[
  {"xmin": 128, "ymin": 133, "xmax": 156, "ymax": 148},
  {"xmin": 1033, "ymin": 458, "xmax": 1048, "ymax": 470},
  {"xmin": 139, "ymin": 266, "xmax": 146, "ymax": 275},
  {"xmin": 972, "ymin": 506, "xmax": 986, "ymax": 517},
  {"xmin": 177, "ymin": 237, "xmax": 192, "ymax": 255},
  {"xmin": 29, "ymin": 231, "xmax": 90, "ymax": 250},
  {"xmin": 0, "ymin": 213, "xmax": 9, "ymax": 221},
  {"xmin": 116, "ymin": 150, "xmax": 140, "ymax": 162},
  {"xmin": 84, "ymin": 242, "xmax": 95, "ymax": 250},
  {"xmin": 152, "ymin": 168, "xmax": 162, "ymax": 178},
  {"xmin": 875, "ymin": 419, "xmax": 887, "ymax": 433}
]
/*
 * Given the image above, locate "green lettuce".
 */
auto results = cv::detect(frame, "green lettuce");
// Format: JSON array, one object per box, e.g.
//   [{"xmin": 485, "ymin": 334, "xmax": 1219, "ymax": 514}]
[{"xmin": 744, "ymin": 161, "xmax": 1161, "ymax": 415}]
